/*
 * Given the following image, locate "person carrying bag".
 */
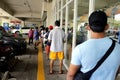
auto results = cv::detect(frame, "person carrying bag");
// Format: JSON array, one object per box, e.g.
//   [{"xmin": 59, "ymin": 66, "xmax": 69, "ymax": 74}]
[
  {"xmin": 67, "ymin": 11, "xmax": 120, "ymax": 80},
  {"xmin": 74, "ymin": 39, "xmax": 115, "ymax": 80}
]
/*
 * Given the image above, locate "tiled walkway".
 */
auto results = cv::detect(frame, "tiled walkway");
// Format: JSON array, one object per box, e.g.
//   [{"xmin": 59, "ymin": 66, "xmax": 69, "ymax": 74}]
[
  {"xmin": 37, "ymin": 44, "xmax": 67, "ymax": 80},
  {"xmin": 8, "ymin": 43, "xmax": 120, "ymax": 80},
  {"xmin": 10, "ymin": 44, "xmax": 38, "ymax": 80},
  {"xmin": 9, "ymin": 43, "xmax": 67, "ymax": 80}
]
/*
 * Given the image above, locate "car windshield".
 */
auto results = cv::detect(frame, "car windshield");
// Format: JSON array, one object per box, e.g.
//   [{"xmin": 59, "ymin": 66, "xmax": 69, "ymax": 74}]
[{"xmin": 11, "ymin": 26, "xmax": 20, "ymax": 29}]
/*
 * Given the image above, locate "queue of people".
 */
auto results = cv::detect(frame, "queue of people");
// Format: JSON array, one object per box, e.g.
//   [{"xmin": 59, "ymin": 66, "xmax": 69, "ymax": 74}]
[
  {"xmin": 27, "ymin": 20, "xmax": 66, "ymax": 75},
  {"xmin": 27, "ymin": 11, "xmax": 120, "ymax": 80}
]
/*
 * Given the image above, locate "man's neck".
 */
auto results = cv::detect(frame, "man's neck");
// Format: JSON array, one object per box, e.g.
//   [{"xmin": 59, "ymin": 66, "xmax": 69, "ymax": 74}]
[{"xmin": 90, "ymin": 31, "xmax": 106, "ymax": 39}]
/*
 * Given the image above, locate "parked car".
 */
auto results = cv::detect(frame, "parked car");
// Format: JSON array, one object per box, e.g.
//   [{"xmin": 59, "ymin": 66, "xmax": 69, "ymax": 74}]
[
  {"xmin": 0, "ymin": 28, "xmax": 27, "ymax": 55},
  {"xmin": 0, "ymin": 26, "xmax": 6, "ymax": 33},
  {"xmin": 10, "ymin": 26, "xmax": 34, "ymax": 35},
  {"xmin": 0, "ymin": 38, "xmax": 19, "ymax": 72},
  {"xmin": 2, "ymin": 33, "xmax": 27, "ymax": 54},
  {"xmin": 0, "ymin": 39, "xmax": 13, "ymax": 57},
  {"xmin": 10, "ymin": 26, "xmax": 21, "ymax": 34},
  {"xmin": 21, "ymin": 27, "xmax": 34, "ymax": 35}
]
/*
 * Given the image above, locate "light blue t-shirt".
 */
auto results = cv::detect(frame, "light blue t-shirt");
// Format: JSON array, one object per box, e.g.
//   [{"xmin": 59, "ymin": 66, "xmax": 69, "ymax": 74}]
[{"xmin": 71, "ymin": 37, "xmax": 120, "ymax": 80}]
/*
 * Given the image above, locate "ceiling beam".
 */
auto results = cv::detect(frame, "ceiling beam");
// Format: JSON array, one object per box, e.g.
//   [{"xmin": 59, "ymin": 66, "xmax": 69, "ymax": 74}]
[
  {"xmin": 25, "ymin": 18, "xmax": 41, "ymax": 22},
  {"xmin": 0, "ymin": 1, "xmax": 14, "ymax": 16},
  {"xmin": 14, "ymin": 12, "xmax": 41, "ymax": 18}
]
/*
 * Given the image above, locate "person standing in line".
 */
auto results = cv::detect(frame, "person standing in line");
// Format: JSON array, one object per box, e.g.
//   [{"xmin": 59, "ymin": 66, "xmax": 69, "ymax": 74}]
[
  {"xmin": 67, "ymin": 11, "xmax": 120, "ymax": 80},
  {"xmin": 43, "ymin": 27, "xmax": 49, "ymax": 47},
  {"xmin": 40, "ymin": 27, "xmax": 46, "ymax": 48},
  {"xmin": 28, "ymin": 27, "xmax": 34, "ymax": 45},
  {"xmin": 48, "ymin": 20, "xmax": 66, "ymax": 74},
  {"xmin": 33, "ymin": 27, "xmax": 39, "ymax": 49},
  {"xmin": 45, "ymin": 25, "xmax": 53, "ymax": 60}
]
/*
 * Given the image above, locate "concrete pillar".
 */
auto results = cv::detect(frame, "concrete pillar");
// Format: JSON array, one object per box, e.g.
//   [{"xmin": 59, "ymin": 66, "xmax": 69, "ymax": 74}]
[
  {"xmin": 72, "ymin": 0, "xmax": 78, "ymax": 50},
  {"xmin": 60, "ymin": 0, "xmax": 63, "ymax": 28},
  {"xmin": 55, "ymin": 5, "xmax": 57, "ymax": 20},
  {"xmin": 53, "ymin": 0, "xmax": 57, "ymax": 21},
  {"xmin": 63, "ymin": 0, "xmax": 69, "ymax": 70},
  {"xmin": 46, "ymin": 2, "xmax": 49, "ymax": 27},
  {"xmin": 46, "ymin": 2, "xmax": 52, "ymax": 27},
  {"xmin": 89, "ymin": 0, "xmax": 95, "ymax": 16},
  {"xmin": 52, "ymin": 8, "xmax": 54, "ymax": 22},
  {"xmin": 87, "ymin": 0, "xmax": 95, "ymax": 39},
  {"xmin": 57, "ymin": 0, "xmax": 60, "ymax": 20}
]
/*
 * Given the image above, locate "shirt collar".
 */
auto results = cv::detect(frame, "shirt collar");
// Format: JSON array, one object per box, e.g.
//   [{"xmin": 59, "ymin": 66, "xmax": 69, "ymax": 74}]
[{"xmin": 55, "ymin": 26, "xmax": 60, "ymax": 29}]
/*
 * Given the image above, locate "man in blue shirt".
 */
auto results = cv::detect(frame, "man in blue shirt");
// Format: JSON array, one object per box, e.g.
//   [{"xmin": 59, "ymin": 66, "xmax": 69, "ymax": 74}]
[
  {"xmin": 33, "ymin": 27, "xmax": 39, "ymax": 49},
  {"xmin": 67, "ymin": 11, "xmax": 120, "ymax": 80}
]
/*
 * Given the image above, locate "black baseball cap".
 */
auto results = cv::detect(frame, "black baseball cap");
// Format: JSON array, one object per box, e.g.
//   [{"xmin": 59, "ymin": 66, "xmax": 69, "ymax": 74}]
[{"xmin": 89, "ymin": 10, "xmax": 107, "ymax": 32}]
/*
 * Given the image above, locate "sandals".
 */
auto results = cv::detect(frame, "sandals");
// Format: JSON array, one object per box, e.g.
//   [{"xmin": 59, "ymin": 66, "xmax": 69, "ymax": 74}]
[
  {"xmin": 59, "ymin": 70, "xmax": 63, "ymax": 74},
  {"xmin": 49, "ymin": 70, "xmax": 64, "ymax": 74},
  {"xmin": 49, "ymin": 70, "xmax": 53, "ymax": 74}
]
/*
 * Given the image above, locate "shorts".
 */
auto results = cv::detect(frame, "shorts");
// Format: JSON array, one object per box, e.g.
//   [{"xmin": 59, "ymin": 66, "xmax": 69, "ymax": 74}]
[
  {"xmin": 45, "ymin": 45, "xmax": 50, "ymax": 55},
  {"xmin": 49, "ymin": 51, "xmax": 64, "ymax": 60}
]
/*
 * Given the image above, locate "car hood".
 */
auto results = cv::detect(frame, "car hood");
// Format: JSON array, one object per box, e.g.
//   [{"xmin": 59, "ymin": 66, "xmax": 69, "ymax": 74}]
[
  {"xmin": 13, "ymin": 36, "xmax": 25, "ymax": 41},
  {"xmin": 3, "ymin": 33, "xmax": 26, "ymax": 41}
]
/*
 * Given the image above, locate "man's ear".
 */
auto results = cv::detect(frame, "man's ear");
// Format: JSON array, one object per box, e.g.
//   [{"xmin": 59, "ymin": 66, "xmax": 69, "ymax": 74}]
[
  {"xmin": 86, "ymin": 25, "xmax": 91, "ymax": 31},
  {"xmin": 105, "ymin": 24, "xmax": 109, "ymax": 30}
]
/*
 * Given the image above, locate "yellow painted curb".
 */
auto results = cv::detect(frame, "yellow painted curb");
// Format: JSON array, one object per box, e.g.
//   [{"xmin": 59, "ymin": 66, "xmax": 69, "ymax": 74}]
[{"xmin": 37, "ymin": 44, "xmax": 45, "ymax": 80}]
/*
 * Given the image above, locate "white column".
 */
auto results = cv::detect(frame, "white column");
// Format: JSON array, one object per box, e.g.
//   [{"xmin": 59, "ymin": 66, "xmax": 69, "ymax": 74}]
[
  {"xmin": 89, "ymin": 0, "xmax": 95, "ymax": 16},
  {"xmin": 72, "ymin": 0, "xmax": 78, "ymax": 50},
  {"xmin": 63, "ymin": 0, "xmax": 69, "ymax": 70},
  {"xmin": 54, "ymin": 0, "xmax": 57, "ymax": 21},
  {"xmin": 87, "ymin": 0, "xmax": 95, "ymax": 39},
  {"xmin": 56, "ymin": 0, "xmax": 59, "ymax": 20},
  {"xmin": 46, "ymin": 2, "xmax": 49, "ymax": 27},
  {"xmin": 60, "ymin": 0, "xmax": 63, "ymax": 28},
  {"xmin": 55, "ymin": 5, "xmax": 57, "ymax": 20},
  {"xmin": 52, "ymin": 8, "xmax": 55, "ymax": 25},
  {"xmin": 56, "ymin": 0, "xmax": 58, "ymax": 20},
  {"xmin": 57, "ymin": 0, "xmax": 60, "ymax": 20}
]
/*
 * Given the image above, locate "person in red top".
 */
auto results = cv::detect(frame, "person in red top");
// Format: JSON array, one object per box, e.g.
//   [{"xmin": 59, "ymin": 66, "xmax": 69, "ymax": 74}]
[{"xmin": 28, "ymin": 27, "xmax": 34, "ymax": 45}]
